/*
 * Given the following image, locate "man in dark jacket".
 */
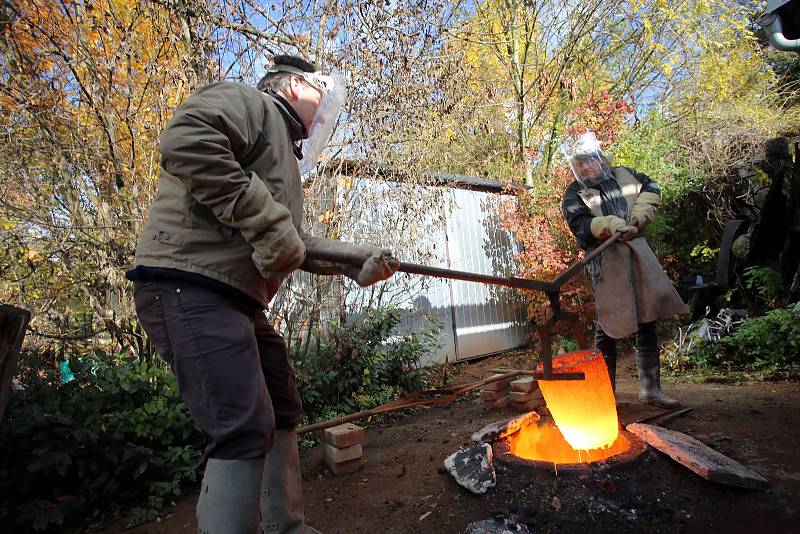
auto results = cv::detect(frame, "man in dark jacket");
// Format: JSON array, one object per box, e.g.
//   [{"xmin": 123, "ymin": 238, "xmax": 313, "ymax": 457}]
[
  {"xmin": 127, "ymin": 55, "xmax": 397, "ymax": 533},
  {"xmin": 561, "ymin": 131, "xmax": 685, "ymax": 409}
]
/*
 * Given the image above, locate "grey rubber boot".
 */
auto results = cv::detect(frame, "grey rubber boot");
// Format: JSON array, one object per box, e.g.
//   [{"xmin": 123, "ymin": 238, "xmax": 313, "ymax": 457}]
[
  {"xmin": 197, "ymin": 457, "xmax": 265, "ymax": 534},
  {"xmin": 636, "ymin": 350, "xmax": 681, "ymax": 409},
  {"xmin": 260, "ymin": 428, "xmax": 321, "ymax": 534}
]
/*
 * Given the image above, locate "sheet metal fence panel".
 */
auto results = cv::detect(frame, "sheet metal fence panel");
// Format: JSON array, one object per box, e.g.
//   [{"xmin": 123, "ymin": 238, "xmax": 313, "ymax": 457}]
[
  {"xmin": 336, "ymin": 182, "xmax": 528, "ymax": 364},
  {"xmin": 444, "ymin": 189, "xmax": 528, "ymax": 361}
]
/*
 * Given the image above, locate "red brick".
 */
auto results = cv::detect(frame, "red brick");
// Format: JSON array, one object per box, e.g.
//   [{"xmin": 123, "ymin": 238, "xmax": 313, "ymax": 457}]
[
  {"xmin": 322, "ymin": 442, "xmax": 362, "ymax": 465},
  {"xmin": 510, "ymin": 398, "xmax": 545, "ymax": 412},
  {"xmin": 483, "ymin": 395, "xmax": 510, "ymax": 410},
  {"xmin": 323, "ymin": 423, "xmax": 365, "ymax": 448},
  {"xmin": 479, "ymin": 388, "xmax": 508, "ymax": 402},
  {"xmin": 510, "ymin": 389, "xmax": 544, "ymax": 403},
  {"xmin": 481, "ymin": 374, "xmax": 510, "ymax": 391},
  {"xmin": 510, "ymin": 376, "xmax": 538, "ymax": 393},
  {"xmin": 327, "ymin": 457, "xmax": 363, "ymax": 476}
]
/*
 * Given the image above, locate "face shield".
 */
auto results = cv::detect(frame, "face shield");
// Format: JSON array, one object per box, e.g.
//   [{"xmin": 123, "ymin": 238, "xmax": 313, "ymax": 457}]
[
  {"xmin": 560, "ymin": 131, "xmax": 612, "ymax": 187},
  {"xmin": 297, "ymin": 70, "xmax": 347, "ymax": 177}
]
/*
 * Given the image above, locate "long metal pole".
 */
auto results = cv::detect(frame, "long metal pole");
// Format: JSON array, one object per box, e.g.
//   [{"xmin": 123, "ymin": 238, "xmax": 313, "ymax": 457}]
[{"xmin": 305, "ymin": 233, "xmax": 621, "ymax": 293}]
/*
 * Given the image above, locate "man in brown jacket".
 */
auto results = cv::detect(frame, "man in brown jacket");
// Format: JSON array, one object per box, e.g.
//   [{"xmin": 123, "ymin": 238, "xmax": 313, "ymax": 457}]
[{"xmin": 127, "ymin": 56, "xmax": 397, "ymax": 533}]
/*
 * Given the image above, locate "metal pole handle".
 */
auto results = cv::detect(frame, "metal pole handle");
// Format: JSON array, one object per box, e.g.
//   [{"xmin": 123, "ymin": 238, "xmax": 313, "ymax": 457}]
[{"xmin": 304, "ymin": 249, "xmax": 555, "ymax": 292}]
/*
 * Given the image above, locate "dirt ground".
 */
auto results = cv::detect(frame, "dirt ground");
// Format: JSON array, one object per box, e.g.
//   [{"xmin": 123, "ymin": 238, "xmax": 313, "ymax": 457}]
[{"xmin": 109, "ymin": 349, "xmax": 800, "ymax": 534}]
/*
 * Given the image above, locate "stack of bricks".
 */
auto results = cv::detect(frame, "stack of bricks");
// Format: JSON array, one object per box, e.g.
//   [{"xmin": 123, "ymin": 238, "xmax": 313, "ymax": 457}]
[
  {"xmin": 321, "ymin": 423, "xmax": 365, "ymax": 475},
  {"xmin": 479, "ymin": 374, "xmax": 510, "ymax": 410},
  {"xmin": 509, "ymin": 376, "xmax": 545, "ymax": 413}
]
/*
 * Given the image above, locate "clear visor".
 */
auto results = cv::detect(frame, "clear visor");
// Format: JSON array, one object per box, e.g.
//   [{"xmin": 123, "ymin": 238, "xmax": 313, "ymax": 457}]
[
  {"xmin": 560, "ymin": 132, "xmax": 612, "ymax": 186},
  {"xmin": 299, "ymin": 70, "xmax": 347, "ymax": 176}
]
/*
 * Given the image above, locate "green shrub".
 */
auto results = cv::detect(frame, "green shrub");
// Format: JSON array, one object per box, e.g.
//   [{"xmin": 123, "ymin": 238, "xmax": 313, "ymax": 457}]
[
  {"xmin": 671, "ymin": 305, "xmax": 800, "ymax": 373},
  {"xmin": 719, "ymin": 305, "xmax": 800, "ymax": 369},
  {"xmin": 293, "ymin": 308, "xmax": 441, "ymax": 426},
  {"xmin": 742, "ymin": 265, "xmax": 784, "ymax": 308},
  {"xmin": 0, "ymin": 350, "xmax": 205, "ymax": 532}
]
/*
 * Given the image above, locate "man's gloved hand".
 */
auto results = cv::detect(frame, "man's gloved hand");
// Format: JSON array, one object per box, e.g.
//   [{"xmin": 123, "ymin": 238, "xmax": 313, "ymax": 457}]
[
  {"xmin": 628, "ymin": 191, "xmax": 661, "ymax": 229},
  {"xmin": 590, "ymin": 215, "xmax": 638, "ymax": 241},
  {"xmin": 348, "ymin": 249, "xmax": 400, "ymax": 287}
]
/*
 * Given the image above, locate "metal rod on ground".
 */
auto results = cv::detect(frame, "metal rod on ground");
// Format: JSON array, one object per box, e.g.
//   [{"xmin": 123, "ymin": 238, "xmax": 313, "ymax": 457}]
[
  {"xmin": 629, "ymin": 407, "xmax": 694, "ymax": 426},
  {"xmin": 298, "ymin": 370, "xmax": 532, "ymax": 434}
]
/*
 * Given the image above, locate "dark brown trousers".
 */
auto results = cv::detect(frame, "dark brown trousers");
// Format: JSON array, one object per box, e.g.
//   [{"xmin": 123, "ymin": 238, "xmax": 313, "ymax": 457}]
[{"xmin": 134, "ymin": 279, "xmax": 302, "ymax": 460}]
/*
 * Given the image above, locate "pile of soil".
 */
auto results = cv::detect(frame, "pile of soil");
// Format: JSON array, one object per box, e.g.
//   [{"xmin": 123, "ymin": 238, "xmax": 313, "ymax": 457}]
[{"xmin": 108, "ymin": 349, "xmax": 800, "ymax": 533}]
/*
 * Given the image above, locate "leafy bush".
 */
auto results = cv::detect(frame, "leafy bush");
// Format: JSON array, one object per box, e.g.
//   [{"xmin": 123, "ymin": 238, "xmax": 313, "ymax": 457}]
[
  {"xmin": 667, "ymin": 305, "xmax": 800, "ymax": 373},
  {"xmin": 0, "ymin": 350, "xmax": 205, "ymax": 532},
  {"xmin": 293, "ymin": 307, "xmax": 441, "ymax": 426},
  {"xmin": 718, "ymin": 306, "xmax": 800, "ymax": 369},
  {"xmin": 742, "ymin": 265, "xmax": 784, "ymax": 308}
]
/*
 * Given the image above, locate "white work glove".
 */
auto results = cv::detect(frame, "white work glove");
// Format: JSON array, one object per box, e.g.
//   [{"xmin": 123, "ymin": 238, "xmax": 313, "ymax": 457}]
[
  {"xmin": 628, "ymin": 191, "xmax": 661, "ymax": 230},
  {"xmin": 346, "ymin": 249, "xmax": 400, "ymax": 287},
  {"xmin": 590, "ymin": 215, "xmax": 638, "ymax": 241}
]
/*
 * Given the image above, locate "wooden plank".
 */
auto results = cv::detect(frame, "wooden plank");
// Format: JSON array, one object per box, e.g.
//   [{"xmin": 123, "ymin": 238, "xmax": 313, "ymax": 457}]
[
  {"xmin": 0, "ymin": 304, "xmax": 31, "ymax": 421},
  {"xmin": 626, "ymin": 423, "xmax": 769, "ymax": 490}
]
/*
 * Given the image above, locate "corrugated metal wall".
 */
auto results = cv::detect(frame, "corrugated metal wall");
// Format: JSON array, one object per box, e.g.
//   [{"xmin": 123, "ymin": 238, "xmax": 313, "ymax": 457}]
[{"xmin": 342, "ymin": 183, "xmax": 529, "ymax": 364}]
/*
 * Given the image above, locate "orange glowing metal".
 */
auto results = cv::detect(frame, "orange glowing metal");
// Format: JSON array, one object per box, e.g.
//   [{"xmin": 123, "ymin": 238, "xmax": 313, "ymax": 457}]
[
  {"xmin": 536, "ymin": 350, "xmax": 619, "ymax": 451},
  {"xmin": 506, "ymin": 418, "xmax": 630, "ymax": 464}
]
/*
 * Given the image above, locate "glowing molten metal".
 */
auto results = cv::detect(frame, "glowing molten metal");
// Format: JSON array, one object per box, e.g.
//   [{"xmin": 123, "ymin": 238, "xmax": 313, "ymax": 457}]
[
  {"xmin": 506, "ymin": 418, "xmax": 630, "ymax": 464},
  {"xmin": 506, "ymin": 350, "xmax": 625, "ymax": 464}
]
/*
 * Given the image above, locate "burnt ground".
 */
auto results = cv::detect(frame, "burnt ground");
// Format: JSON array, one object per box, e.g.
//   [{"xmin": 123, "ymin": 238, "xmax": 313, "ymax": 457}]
[{"xmin": 105, "ymin": 349, "xmax": 800, "ymax": 534}]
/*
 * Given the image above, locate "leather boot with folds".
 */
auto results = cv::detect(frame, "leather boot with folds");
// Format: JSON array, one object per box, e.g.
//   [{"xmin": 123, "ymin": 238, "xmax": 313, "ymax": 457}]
[
  {"xmin": 260, "ymin": 428, "xmax": 321, "ymax": 534},
  {"xmin": 197, "ymin": 457, "xmax": 265, "ymax": 534},
  {"xmin": 636, "ymin": 349, "xmax": 681, "ymax": 409}
]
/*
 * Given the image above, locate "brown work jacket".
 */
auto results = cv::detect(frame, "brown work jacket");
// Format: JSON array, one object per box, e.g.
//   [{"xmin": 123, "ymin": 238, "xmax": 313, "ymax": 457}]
[{"xmin": 134, "ymin": 82, "xmax": 343, "ymax": 307}]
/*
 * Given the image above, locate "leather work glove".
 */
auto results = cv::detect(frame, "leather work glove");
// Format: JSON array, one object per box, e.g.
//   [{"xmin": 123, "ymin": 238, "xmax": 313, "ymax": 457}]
[
  {"xmin": 590, "ymin": 215, "xmax": 638, "ymax": 241},
  {"xmin": 346, "ymin": 249, "xmax": 400, "ymax": 287},
  {"xmin": 628, "ymin": 191, "xmax": 661, "ymax": 230}
]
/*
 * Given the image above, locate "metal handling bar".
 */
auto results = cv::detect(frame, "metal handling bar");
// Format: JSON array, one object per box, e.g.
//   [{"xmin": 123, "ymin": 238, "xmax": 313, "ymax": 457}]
[
  {"xmin": 550, "ymin": 232, "xmax": 621, "ymax": 287},
  {"xmin": 304, "ymin": 250, "xmax": 557, "ymax": 292},
  {"xmin": 305, "ymin": 233, "xmax": 620, "ymax": 293},
  {"xmin": 304, "ymin": 233, "xmax": 622, "ymax": 383}
]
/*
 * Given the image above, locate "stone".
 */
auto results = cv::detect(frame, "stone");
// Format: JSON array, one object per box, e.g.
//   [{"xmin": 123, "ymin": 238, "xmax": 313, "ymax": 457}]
[
  {"xmin": 465, "ymin": 516, "xmax": 531, "ymax": 533},
  {"xmin": 327, "ymin": 457, "xmax": 363, "ymax": 476},
  {"xmin": 483, "ymin": 395, "xmax": 510, "ymax": 410},
  {"xmin": 324, "ymin": 423, "xmax": 365, "ymax": 449},
  {"xmin": 626, "ymin": 423, "xmax": 769, "ymax": 490},
  {"xmin": 322, "ymin": 443, "xmax": 363, "ymax": 465},
  {"xmin": 510, "ymin": 389, "xmax": 544, "ymax": 403},
  {"xmin": 471, "ymin": 411, "xmax": 540, "ymax": 443},
  {"xmin": 479, "ymin": 388, "xmax": 508, "ymax": 402},
  {"xmin": 443, "ymin": 442, "xmax": 496, "ymax": 495},
  {"xmin": 510, "ymin": 376, "xmax": 538, "ymax": 393},
  {"xmin": 480, "ymin": 374, "xmax": 510, "ymax": 392}
]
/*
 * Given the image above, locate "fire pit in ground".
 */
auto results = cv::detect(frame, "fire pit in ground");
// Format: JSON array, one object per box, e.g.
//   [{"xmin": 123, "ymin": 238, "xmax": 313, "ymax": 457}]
[
  {"xmin": 493, "ymin": 350, "xmax": 647, "ymax": 474},
  {"xmin": 492, "ymin": 416, "xmax": 648, "ymax": 474}
]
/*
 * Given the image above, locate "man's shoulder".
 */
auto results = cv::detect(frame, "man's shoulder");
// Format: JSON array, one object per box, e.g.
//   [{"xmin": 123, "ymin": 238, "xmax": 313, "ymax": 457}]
[
  {"xmin": 612, "ymin": 165, "xmax": 637, "ymax": 175},
  {"xmin": 190, "ymin": 82, "xmax": 273, "ymax": 110},
  {"xmin": 194, "ymin": 81, "xmax": 260, "ymax": 96},
  {"xmin": 563, "ymin": 180, "xmax": 583, "ymax": 195}
]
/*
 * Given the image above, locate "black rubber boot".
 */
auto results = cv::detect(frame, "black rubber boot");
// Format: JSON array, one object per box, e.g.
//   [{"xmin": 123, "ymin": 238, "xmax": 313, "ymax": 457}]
[
  {"xmin": 595, "ymin": 325, "xmax": 618, "ymax": 392},
  {"xmin": 636, "ymin": 349, "xmax": 681, "ymax": 409}
]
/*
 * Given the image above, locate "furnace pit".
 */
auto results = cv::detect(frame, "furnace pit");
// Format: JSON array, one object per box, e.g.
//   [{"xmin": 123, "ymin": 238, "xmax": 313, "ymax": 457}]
[
  {"xmin": 492, "ymin": 416, "xmax": 647, "ymax": 474},
  {"xmin": 489, "ymin": 350, "xmax": 647, "ymax": 473}
]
